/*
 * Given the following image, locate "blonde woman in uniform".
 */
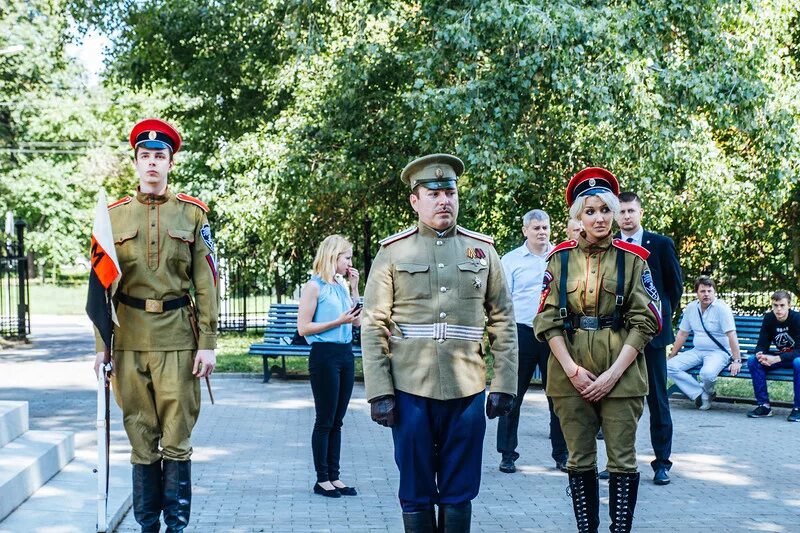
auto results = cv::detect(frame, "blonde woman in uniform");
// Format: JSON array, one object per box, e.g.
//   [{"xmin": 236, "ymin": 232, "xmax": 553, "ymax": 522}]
[{"xmin": 534, "ymin": 168, "xmax": 660, "ymax": 533}]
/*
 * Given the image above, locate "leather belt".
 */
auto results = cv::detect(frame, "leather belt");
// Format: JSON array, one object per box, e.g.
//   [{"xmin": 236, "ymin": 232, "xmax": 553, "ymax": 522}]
[
  {"xmin": 116, "ymin": 293, "xmax": 191, "ymax": 314},
  {"xmin": 397, "ymin": 322, "xmax": 484, "ymax": 342},
  {"xmin": 569, "ymin": 315, "xmax": 615, "ymax": 331}
]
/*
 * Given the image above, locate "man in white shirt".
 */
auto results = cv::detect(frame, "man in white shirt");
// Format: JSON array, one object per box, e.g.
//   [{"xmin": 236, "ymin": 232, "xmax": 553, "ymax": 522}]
[
  {"xmin": 497, "ymin": 209, "xmax": 568, "ymax": 473},
  {"xmin": 668, "ymin": 276, "xmax": 743, "ymax": 410}
]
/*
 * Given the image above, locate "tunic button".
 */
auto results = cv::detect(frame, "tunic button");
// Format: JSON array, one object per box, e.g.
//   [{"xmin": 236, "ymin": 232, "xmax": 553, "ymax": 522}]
[
  {"xmin": 440, "ymin": 287, "xmax": 447, "ymax": 293},
  {"xmin": 438, "ymin": 263, "xmax": 444, "ymax": 268},
  {"xmin": 437, "ymin": 338, "xmax": 445, "ymax": 344},
  {"xmin": 591, "ymin": 270, "xmax": 596, "ymax": 274},
  {"xmin": 589, "ymin": 288, "xmax": 594, "ymax": 293},
  {"xmin": 436, "ymin": 240, "xmax": 443, "ymax": 246},
  {"xmin": 440, "ymin": 312, "xmax": 447, "ymax": 319}
]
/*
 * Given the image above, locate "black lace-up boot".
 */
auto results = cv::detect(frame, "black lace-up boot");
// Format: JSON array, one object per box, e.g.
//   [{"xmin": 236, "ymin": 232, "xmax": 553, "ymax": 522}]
[
  {"xmin": 567, "ymin": 469, "xmax": 600, "ymax": 533},
  {"xmin": 608, "ymin": 472, "xmax": 640, "ymax": 533}
]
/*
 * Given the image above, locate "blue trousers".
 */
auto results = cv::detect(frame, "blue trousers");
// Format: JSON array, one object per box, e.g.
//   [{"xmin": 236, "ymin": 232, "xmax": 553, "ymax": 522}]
[
  {"xmin": 392, "ymin": 390, "xmax": 485, "ymax": 512},
  {"xmin": 748, "ymin": 355, "xmax": 800, "ymax": 408}
]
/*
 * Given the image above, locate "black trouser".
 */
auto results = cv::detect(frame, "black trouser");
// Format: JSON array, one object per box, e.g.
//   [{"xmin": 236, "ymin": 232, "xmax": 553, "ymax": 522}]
[
  {"xmin": 497, "ymin": 323, "xmax": 568, "ymax": 463},
  {"xmin": 309, "ymin": 342, "xmax": 355, "ymax": 483},
  {"xmin": 644, "ymin": 343, "xmax": 673, "ymax": 472}
]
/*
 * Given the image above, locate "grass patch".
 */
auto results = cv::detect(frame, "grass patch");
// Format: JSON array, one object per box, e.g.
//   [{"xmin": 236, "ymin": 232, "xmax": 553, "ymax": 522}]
[{"xmin": 29, "ymin": 282, "xmax": 88, "ymax": 315}]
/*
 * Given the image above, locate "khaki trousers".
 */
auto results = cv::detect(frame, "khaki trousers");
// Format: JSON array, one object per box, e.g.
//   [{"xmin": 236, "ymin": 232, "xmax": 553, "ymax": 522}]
[
  {"xmin": 552, "ymin": 395, "xmax": 644, "ymax": 473},
  {"xmin": 112, "ymin": 350, "xmax": 200, "ymax": 465}
]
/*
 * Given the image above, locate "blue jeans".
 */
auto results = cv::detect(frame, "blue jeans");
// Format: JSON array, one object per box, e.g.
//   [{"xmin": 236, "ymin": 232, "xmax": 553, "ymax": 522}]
[{"xmin": 747, "ymin": 355, "xmax": 800, "ymax": 408}]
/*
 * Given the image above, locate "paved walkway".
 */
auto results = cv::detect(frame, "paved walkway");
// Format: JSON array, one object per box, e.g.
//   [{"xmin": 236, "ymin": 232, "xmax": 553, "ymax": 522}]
[{"xmin": 2, "ymin": 316, "xmax": 800, "ymax": 532}]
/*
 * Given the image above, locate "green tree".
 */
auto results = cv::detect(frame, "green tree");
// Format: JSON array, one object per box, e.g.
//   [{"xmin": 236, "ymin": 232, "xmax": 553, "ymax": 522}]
[{"xmin": 73, "ymin": 0, "xmax": 800, "ymax": 296}]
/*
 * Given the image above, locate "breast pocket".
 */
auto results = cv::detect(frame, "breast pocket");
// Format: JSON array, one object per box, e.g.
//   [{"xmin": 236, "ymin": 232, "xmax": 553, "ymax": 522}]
[
  {"xmin": 167, "ymin": 228, "xmax": 194, "ymax": 267},
  {"xmin": 113, "ymin": 229, "xmax": 138, "ymax": 265},
  {"xmin": 457, "ymin": 261, "xmax": 489, "ymax": 299},
  {"xmin": 395, "ymin": 263, "xmax": 431, "ymax": 300}
]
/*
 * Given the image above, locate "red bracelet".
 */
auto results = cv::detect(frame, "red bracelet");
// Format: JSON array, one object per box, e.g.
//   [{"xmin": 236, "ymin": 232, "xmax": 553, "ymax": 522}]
[{"xmin": 570, "ymin": 366, "xmax": 580, "ymax": 378}]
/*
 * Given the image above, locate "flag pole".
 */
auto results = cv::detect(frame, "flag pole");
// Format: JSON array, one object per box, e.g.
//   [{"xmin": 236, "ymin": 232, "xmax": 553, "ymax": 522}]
[{"xmin": 96, "ymin": 286, "xmax": 113, "ymax": 532}]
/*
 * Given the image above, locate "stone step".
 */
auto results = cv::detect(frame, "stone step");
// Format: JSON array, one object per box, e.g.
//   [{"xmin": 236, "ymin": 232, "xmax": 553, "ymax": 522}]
[
  {"xmin": 0, "ymin": 430, "xmax": 74, "ymax": 521},
  {"xmin": 0, "ymin": 446, "xmax": 131, "ymax": 533},
  {"xmin": 0, "ymin": 401, "xmax": 28, "ymax": 448}
]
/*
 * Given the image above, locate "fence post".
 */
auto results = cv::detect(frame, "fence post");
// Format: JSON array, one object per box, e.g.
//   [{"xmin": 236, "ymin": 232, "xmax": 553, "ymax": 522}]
[{"xmin": 15, "ymin": 220, "xmax": 27, "ymax": 339}]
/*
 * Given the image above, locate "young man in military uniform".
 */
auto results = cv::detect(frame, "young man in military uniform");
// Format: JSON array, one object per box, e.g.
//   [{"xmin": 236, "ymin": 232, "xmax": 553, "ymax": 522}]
[
  {"xmin": 361, "ymin": 154, "xmax": 518, "ymax": 533},
  {"xmin": 92, "ymin": 119, "xmax": 218, "ymax": 533}
]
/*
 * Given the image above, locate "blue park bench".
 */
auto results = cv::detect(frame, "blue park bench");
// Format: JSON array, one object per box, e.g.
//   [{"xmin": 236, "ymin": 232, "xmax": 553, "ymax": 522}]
[
  {"xmin": 248, "ymin": 303, "xmax": 362, "ymax": 382},
  {"xmin": 666, "ymin": 314, "xmax": 794, "ymax": 398}
]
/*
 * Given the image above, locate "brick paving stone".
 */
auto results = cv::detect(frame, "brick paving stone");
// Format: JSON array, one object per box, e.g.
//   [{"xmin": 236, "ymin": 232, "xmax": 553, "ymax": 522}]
[
  {"xmin": 113, "ymin": 376, "xmax": 800, "ymax": 532},
  {"xmin": 2, "ymin": 316, "xmax": 799, "ymax": 532}
]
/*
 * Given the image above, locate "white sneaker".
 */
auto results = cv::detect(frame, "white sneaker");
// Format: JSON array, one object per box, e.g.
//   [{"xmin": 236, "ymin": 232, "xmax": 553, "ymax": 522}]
[{"xmin": 698, "ymin": 392, "xmax": 712, "ymax": 411}]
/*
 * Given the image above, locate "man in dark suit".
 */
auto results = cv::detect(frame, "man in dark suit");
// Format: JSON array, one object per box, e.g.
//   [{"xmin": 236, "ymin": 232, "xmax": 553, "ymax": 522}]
[{"xmin": 608, "ymin": 191, "xmax": 683, "ymax": 485}]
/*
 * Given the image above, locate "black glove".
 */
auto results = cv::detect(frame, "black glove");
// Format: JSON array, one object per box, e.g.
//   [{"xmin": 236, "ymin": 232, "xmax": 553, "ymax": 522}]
[
  {"xmin": 369, "ymin": 395, "xmax": 397, "ymax": 427},
  {"xmin": 486, "ymin": 392, "xmax": 514, "ymax": 419}
]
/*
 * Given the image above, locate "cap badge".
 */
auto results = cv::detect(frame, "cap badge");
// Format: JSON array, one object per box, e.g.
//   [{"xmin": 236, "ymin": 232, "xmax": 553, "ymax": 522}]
[
  {"xmin": 589, "ymin": 178, "xmax": 596, "ymax": 186},
  {"xmin": 435, "ymin": 167, "xmax": 444, "ymax": 178}
]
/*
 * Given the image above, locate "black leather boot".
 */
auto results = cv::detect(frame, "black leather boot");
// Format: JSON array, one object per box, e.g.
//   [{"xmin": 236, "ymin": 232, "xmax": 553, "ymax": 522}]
[
  {"xmin": 162, "ymin": 459, "xmax": 192, "ymax": 532},
  {"xmin": 437, "ymin": 501, "xmax": 471, "ymax": 533},
  {"xmin": 402, "ymin": 509, "xmax": 436, "ymax": 533},
  {"xmin": 132, "ymin": 461, "xmax": 162, "ymax": 533},
  {"xmin": 608, "ymin": 472, "xmax": 640, "ymax": 533},
  {"xmin": 567, "ymin": 469, "xmax": 600, "ymax": 533}
]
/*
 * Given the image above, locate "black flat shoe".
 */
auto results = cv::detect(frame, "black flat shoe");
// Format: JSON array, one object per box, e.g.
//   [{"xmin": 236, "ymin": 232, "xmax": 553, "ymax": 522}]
[
  {"xmin": 313, "ymin": 483, "xmax": 341, "ymax": 498},
  {"xmin": 335, "ymin": 486, "xmax": 357, "ymax": 496}
]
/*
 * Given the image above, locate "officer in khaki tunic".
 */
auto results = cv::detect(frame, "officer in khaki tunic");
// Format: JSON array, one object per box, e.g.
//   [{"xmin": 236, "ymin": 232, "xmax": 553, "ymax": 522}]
[
  {"xmin": 92, "ymin": 119, "xmax": 218, "ymax": 533},
  {"xmin": 362, "ymin": 154, "xmax": 518, "ymax": 533},
  {"xmin": 534, "ymin": 168, "xmax": 660, "ymax": 533}
]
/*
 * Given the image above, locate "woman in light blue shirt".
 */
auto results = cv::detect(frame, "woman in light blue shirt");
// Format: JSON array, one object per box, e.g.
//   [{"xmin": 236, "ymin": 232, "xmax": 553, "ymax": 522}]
[{"xmin": 298, "ymin": 235, "xmax": 361, "ymax": 498}]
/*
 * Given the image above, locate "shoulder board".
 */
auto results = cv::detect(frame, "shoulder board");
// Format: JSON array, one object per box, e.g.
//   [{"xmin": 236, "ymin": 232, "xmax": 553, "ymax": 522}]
[
  {"xmin": 612, "ymin": 239, "xmax": 650, "ymax": 261},
  {"xmin": 379, "ymin": 226, "xmax": 418, "ymax": 246},
  {"xmin": 176, "ymin": 193, "xmax": 209, "ymax": 213},
  {"xmin": 546, "ymin": 240, "xmax": 578, "ymax": 261},
  {"xmin": 456, "ymin": 225, "xmax": 494, "ymax": 245},
  {"xmin": 107, "ymin": 196, "xmax": 131, "ymax": 210}
]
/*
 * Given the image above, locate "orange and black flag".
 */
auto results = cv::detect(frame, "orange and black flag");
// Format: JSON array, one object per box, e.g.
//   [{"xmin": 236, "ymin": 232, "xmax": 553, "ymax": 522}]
[{"xmin": 86, "ymin": 190, "xmax": 121, "ymax": 348}]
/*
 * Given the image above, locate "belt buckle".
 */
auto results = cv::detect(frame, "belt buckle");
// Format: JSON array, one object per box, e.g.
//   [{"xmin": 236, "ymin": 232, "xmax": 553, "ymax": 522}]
[
  {"xmin": 145, "ymin": 298, "xmax": 164, "ymax": 313},
  {"xmin": 579, "ymin": 316, "xmax": 599, "ymax": 330}
]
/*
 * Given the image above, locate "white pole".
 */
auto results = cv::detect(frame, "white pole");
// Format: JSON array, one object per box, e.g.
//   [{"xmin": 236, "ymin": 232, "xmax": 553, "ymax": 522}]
[{"xmin": 96, "ymin": 373, "xmax": 108, "ymax": 532}]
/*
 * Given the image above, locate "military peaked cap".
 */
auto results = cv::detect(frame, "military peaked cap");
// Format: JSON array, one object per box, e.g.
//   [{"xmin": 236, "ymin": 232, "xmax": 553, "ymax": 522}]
[
  {"xmin": 565, "ymin": 167, "xmax": 619, "ymax": 206},
  {"xmin": 130, "ymin": 118, "xmax": 183, "ymax": 153},
  {"xmin": 401, "ymin": 153, "xmax": 465, "ymax": 190}
]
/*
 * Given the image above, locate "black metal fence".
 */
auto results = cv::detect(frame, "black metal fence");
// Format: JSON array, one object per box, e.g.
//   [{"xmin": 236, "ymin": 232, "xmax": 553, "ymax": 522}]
[
  {"xmin": 217, "ymin": 256, "xmax": 278, "ymax": 332},
  {"xmin": 1, "ymin": 221, "xmax": 29, "ymax": 339}
]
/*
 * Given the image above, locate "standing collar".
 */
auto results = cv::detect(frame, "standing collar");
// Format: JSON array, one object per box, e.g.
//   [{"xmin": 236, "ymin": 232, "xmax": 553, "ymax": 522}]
[
  {"xmin": 577, "ymin": 232, "xmax": 612, "ymax": 252},
  {"xmin": 418, "ymin": 221, "xmax": 457, "ymax": 238},
  {"xmin": 136, "ymin": 186, "xmax": 172, "ymax": 205}
]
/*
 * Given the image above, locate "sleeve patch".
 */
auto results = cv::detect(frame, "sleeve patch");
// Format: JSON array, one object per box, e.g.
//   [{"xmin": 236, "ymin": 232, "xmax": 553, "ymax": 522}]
[
  {"xmin": 648, "ymin": 301, "xmax": 663, "ymax": 334},
  {"xmin": 205, "ymin": 254, "xmax": 218, "ymax": 285},
  {"xmin": 538, "ymin": 270, "xmax": 554, "ymax": 314},
  {"xmin": 200, "ymin": 223, "xmax": 215, "ymax": 253},
  {"xmin": 641, "ymin": 270, "xmax": 660, "ymax": 301}
]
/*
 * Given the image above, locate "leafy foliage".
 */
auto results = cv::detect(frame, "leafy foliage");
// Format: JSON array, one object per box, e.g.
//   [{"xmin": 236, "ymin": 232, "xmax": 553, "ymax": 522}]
[{"xmin": 45, "ymin": 1, "xmax": 800, "ymax": 297}]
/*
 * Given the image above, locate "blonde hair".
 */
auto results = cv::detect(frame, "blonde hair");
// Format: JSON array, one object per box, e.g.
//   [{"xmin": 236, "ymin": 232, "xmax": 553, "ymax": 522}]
[
  {"xmin": 568, "ymin": 191, "xmax": 620, "ymax": 221},
  {"xmin": 312, "ymin": 235, "xmax": 353, "ymax": 284}
]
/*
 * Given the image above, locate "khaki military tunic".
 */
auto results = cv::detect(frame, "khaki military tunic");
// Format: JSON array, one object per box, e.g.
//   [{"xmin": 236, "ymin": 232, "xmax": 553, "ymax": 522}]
[
  {"xmin": 93, "ymin": 188, "xmax": 219, "ymax": 464},
  {"xmin": 94, "ymin": 189, "xmax": 218, "ymax": 352},
  {"xmin": 534, "ymin": 234, "xmax": 659, "ymax": 397},
  {"xmin": 533, "ymin": 233, "xmax": 660, "ymax": 472},
  {"xmin": 362, "ymin": 222, "xmax": 518, "ymax": 401}
]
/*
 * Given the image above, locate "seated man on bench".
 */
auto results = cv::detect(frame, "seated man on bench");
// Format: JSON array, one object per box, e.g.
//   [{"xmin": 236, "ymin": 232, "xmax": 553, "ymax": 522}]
[
  {"xmin": 746, "ymin": 290, "xmax": 800, "ymax": 422},
  {"xmin": 667, "ymin": 276, "xmax": 743, "ymax": 410}
]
